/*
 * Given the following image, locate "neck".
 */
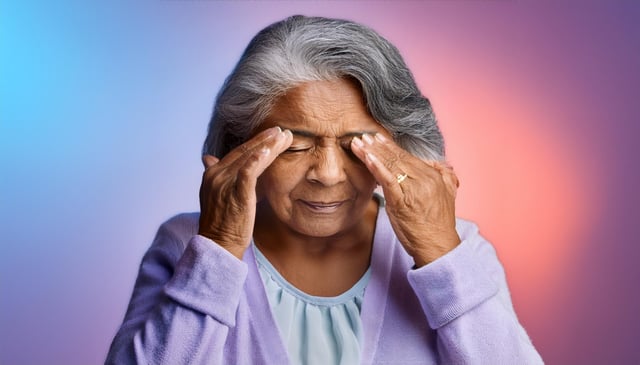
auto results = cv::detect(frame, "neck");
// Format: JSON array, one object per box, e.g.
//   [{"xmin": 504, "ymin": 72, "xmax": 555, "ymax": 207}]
[{"xmin": 252, "ymin": 198, "xmax": 379, "ymax": 296}]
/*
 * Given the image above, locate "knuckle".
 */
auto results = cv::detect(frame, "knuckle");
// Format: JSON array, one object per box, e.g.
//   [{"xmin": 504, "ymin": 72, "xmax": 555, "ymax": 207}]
[
  {"xmin": 397, "ymin": 149, "xmax": 410, "ymax": 161},
  {"xmin": 237, "ymin": 167, "xmax": 252, "ymax": 180},
  {"xmin": 210, "ymin": 170, "xmax": 234, "ymax": 189},
  {"xmin": 383, "ymin": 155, "xmax": 399, "ymax": 171},
  {"xmin": 239, "ymin": 144, "xmax": 250, "ymax": 154},
  {"xmin": 238, "ymin": 157, "xmax": 260, "ymax": 180}
]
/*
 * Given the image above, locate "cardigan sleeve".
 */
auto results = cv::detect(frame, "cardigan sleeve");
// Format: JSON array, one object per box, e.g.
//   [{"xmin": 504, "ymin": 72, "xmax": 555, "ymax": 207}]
[
  {"xmin": 105, "ymin": 215, "xmax": 248, "ymax": 365},
  {"xmin": 407, "ymin": 220, "xmax": 544, "ymax": 365}
]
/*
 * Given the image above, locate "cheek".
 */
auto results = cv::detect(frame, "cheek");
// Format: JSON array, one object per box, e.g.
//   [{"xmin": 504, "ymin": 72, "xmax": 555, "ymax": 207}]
[
  {"xmin": 346, "ymin": 159, "xmax": 378, "ymax": 190},
  {"xmin": 258, "ymin": 157, "xmax": 304, "ymax": 196}
]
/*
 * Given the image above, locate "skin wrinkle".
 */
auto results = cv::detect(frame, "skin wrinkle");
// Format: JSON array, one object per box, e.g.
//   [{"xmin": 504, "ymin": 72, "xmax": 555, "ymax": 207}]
[
  {"xmin": 252, "ymin": 78, "xmax": 389, "ymax": 295},
  {"xmin": 286, "ymin": 130, "xmax": 377, "ymax": 150},
  {"xmin": 257, "ymin": 79, "xmax": 387, "ymax": 237},
  {"xmin": 105, "ymin": 17, "xmax": 542, "ymax": 365}
]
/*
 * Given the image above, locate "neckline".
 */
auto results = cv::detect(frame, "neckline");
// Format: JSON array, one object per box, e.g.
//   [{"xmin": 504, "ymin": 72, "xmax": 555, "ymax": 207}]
[
  {"xmin": 241, "ymin": 203, "xmax": 394, "ymax": 365},
  {"xmin": 253, "ymin": 243, "xmax": 371, "ymax": 307}
]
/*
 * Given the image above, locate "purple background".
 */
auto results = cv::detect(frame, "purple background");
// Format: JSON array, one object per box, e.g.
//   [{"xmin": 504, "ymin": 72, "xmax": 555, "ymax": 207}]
[{"xmin": 1, "ymin": 1, "xmax": 639, "ymax": 364}]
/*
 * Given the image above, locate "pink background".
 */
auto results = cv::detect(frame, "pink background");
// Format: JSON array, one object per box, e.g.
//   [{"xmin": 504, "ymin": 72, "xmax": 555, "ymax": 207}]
[{"xmin": 1, "ymin": 1, "xmax": 638, "ymax": 364}]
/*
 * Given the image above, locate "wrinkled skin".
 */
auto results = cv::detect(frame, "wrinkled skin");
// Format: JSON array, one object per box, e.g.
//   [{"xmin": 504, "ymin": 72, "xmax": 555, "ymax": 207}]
[
  {"xmin": 198, "ymin": 78, "xmax": 460, "ymax": 268},
  {"xmin": 198, "ymin": 126, "xmax": 293, "ymax": 259},
  {"xmin": 350, "ymin": 133, "xmax": 460, "ymax": 266}
]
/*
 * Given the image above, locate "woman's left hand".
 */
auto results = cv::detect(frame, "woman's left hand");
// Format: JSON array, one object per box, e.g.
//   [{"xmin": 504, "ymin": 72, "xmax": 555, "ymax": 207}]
[{"xmin": 351, "ymin": 133, "xmax": 460, "ymax": 267}]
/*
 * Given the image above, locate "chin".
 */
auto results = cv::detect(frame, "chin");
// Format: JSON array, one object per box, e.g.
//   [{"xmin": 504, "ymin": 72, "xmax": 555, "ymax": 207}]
[
  {"xmin": 294, "ymin": 228, "xmax": 343, "ymax": 239},
  {"xmin": 288, "ymin": 218, "xmax": 352, "ymax": 238}
]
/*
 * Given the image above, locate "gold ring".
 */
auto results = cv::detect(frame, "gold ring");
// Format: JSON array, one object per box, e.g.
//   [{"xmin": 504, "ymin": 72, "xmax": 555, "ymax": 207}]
[{"xmin": 396, "ymin": 173, "xmax": 408, "ymax": 184}]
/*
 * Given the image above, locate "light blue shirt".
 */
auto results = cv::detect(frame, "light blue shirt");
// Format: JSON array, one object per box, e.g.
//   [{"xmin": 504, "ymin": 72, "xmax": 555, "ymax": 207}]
[
  {"xmin": 106, "ymin": 211, "xmax": 544, "ymax": 364},
  {"xmin": 253, "ymin": 244, "xmax": 370, "ymax": 365}
]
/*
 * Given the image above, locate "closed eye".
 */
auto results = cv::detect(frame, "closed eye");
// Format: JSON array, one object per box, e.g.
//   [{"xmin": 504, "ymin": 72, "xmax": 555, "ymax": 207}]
[{"xmin": 284, "ymin": 146, "xmax": 312, "ymax": 153}]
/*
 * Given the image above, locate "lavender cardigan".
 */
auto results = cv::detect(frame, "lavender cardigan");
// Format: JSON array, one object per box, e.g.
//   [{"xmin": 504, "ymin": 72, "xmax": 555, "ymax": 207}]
[{"xmin": 106, "ymin": 209, "xmax": 543, "ymax": 364}]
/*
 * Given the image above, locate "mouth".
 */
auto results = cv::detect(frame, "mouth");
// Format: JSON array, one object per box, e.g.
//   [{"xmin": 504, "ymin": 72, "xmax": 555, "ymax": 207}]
[{"xmin": 299, "ymin": 200, "xmax": 347, "ymax": 213}]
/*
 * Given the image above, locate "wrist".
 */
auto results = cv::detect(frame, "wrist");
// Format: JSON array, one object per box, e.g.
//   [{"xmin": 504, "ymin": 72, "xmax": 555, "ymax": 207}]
[
  {"xmin": 412, "ymin": 233, "xmax": 461, "ymax": 268},
  {"xmin": 197, "ymin": 231, "xmax": 248, "ymax": 260}
]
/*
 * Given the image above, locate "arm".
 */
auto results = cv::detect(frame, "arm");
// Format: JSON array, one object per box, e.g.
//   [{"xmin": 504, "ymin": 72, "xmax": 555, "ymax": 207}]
[
  {"xmin": 407, "ymin": 221, "xmax": 544, "ymax": 364},
  {"xmin": 107, "ymin": 127, "xmax": 292, "ymax": 364},
  {"xmin": 351, "ymin": 133, "xmax": 542, "ymax": 363},
  {"xmin": 105, "ymin": 220, "xmax": 248, "ymax": 365}
]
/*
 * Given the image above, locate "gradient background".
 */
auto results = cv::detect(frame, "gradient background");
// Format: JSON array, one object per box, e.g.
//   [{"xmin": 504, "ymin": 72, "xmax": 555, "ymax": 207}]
[{"xmin": 1, "ymin": 1, "xmax": 639, "ymax": 364}]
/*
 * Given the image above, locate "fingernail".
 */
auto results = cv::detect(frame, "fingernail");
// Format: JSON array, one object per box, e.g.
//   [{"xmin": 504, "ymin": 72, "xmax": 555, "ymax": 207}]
[
  {"xmin": 366, "ymin": 152, "xmax": 378, "ymax": 163},
  {"xmin": 362, "ymin": 133, "xmax": 374, "ymax": 145},
  {"xmin": 352, "ymin": 136, "xmax": 364, "ymax": 148},
  {"xmin": 375, "ymin": 133, "xmax": 387, "ymax": 142},
  {"xmin": 275, "ymin": 127, "xmax": 289, "ymax": 140},
  {"xmin": 265, "ymin": 126, "xmax": 280, "ymax": 138}
]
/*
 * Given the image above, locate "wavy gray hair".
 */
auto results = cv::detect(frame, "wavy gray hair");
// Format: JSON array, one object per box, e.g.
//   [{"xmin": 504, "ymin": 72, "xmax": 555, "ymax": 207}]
[{"xmin": 203, "ymin": 15, "xmax": 445, "ymax": 161}]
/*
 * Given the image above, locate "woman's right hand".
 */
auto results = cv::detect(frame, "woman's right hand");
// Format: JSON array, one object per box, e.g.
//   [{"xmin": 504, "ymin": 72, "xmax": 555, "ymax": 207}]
[{"xmin": 198, "ymin": 126, "xmax": 292, "ymax": 259}]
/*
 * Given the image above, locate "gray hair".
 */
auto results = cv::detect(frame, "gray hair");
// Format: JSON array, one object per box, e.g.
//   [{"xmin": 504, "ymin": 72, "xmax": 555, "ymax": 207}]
[{"xmin": 203, "ymin": 15, "xmax": 445, "ymax": 161}]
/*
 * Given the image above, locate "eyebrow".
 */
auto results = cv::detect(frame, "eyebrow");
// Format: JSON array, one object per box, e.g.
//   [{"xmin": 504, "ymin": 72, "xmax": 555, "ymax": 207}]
[{"xmin": 289, "ymin": 129, "xmax": 378, "ymax": 139}]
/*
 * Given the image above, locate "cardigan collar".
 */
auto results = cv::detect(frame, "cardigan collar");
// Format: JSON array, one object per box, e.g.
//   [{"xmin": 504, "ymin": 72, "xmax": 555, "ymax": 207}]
[{"xmin": 241, "ymin": 206, "xmax": 395, "ymax": 365}]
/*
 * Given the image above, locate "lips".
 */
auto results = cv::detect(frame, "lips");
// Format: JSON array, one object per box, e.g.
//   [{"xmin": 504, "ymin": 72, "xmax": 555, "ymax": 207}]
[{"xmin": 299, "ymin": 200, "xmax": 346, "ymax": 213}]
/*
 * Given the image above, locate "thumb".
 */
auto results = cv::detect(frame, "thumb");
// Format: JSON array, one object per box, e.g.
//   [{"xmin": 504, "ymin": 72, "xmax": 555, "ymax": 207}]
[{"xmin": 202, "ymin": 154, "xmax": 220, "ymax": 169}]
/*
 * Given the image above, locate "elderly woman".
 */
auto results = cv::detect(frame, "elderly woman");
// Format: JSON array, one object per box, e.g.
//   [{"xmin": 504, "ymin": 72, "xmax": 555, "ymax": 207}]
[{"xmin": 107, "ymin": 15, "xmax": 543, "ymax": 364}]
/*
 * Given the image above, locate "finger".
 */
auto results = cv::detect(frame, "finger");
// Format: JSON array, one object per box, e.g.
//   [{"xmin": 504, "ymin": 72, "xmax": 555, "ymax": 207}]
[
  {"xmin": 216, "ymin": 126, "xmax": 283, "ymax": 169},
  {"xmin": 437, "ymin": 165, "xmax": 460, "ymax": 197},
  {"xmin": 235, "ymin": 129, "xmax": 292, "ymax": 201},
  {"xmin": 364, "ymin": 133, "xmax": 408, "ymax": 176},
  {"xmin": 203, "ymin": 127, "xmax": 291, "ymax": 189},
  {"xmin": 372, "ymin": 136, "xmax": 450, "ymax": 187},
  {"xmin": 351, "ymin": 136, "xmax": 404, "ymax": 195},
  {"xmin": 202, "ymin": 154, "xmax": 220, "ymax": 169},
  {"xmin": 351, "ymin": 133, "xmax": 412, "ymax": 177},
  {"xmin": 247, "ymin": 128, "xmax": 293, "ymax": 178},
  {"xmin": 272, "ymin": 129, "xmax": 294, "ymax": 156},
  {"xmin": 438, "ymin": 163, "xmax": 459, "ymax": 188}
]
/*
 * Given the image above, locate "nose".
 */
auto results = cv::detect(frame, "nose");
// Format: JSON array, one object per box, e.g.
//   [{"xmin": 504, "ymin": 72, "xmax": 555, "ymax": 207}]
[{"xmin": 305, "ymin": 145, "xmax": 347, "ymax": 186}]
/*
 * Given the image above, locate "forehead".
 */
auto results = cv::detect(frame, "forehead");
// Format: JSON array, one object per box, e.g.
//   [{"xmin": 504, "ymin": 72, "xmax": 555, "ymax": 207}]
[{"xmin": 263, "ymin": 78, "xmax": 385, "ymax": 137}]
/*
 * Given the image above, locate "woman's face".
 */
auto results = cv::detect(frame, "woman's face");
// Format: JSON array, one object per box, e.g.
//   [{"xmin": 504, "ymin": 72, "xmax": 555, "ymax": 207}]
[{"xmin": 256, "ymin": 78, "xmax": 392, "ymax": 238}]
